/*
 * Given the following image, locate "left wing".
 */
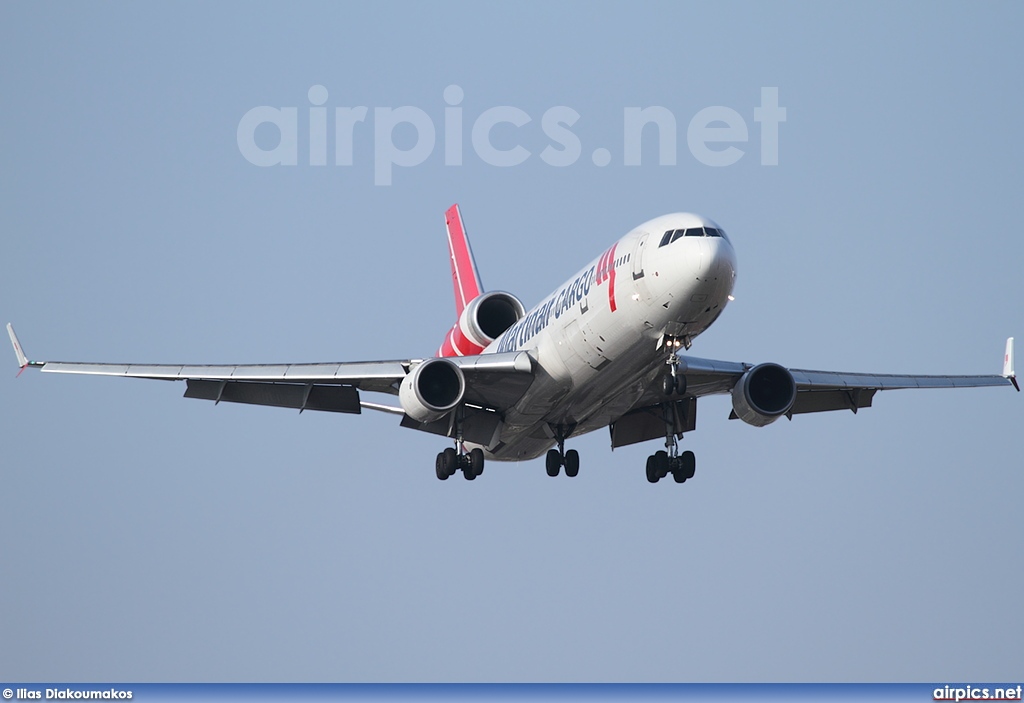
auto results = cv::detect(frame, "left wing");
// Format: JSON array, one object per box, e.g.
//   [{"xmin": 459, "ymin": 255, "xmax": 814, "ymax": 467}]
[
  {"xmin": 679, "ymin": 341, "xmax": 1016, "ymax": 416},
  {"xmin": 611, "ymin": 338, "xmax": 1016, "ymax": 447},
  {"xmin": 6, "ymin": 323, "xmax": 535, "ymax": 417},
  {"xmin": 663, "ymin": 339, "xmax": 1015, "ymax": 407}
]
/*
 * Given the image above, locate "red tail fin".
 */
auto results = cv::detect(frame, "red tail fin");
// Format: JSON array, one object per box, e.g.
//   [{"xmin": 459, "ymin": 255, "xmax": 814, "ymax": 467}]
[
  {"xmin": 446, "ymin": 204, "xmax": 483, "ymax": 316},
  {"xmin": 435, "ymin": 208, "xmax": 526, "ymax": 358}
]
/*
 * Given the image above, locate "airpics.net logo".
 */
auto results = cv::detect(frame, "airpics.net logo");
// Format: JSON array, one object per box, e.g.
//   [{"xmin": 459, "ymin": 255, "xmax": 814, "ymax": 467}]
[{"xmin": 236, "ymin": 85, "xmax": 786, "ymax": 186}]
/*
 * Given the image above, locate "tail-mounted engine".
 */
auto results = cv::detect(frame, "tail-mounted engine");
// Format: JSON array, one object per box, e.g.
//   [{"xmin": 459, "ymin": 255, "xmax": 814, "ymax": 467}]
[
  {"xmin": 437, "ymin": 291, "xmax": 525, "ymax": 357},
  {"xmin": 731, "ymin": 363, "xmax": 797, "ymax": 427},
  {"xmin": 399, "ymin": 358, "xmax": 467, "ymax": 423}
]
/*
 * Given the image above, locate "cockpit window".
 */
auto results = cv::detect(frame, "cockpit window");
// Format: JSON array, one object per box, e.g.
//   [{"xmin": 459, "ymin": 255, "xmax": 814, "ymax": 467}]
[{"xmin": 659, "ymin": 225, "xmax": 731, "ymax": 246}]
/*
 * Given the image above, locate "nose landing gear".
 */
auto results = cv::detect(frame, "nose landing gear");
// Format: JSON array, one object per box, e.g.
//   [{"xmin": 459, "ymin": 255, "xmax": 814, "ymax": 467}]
[{"xmin": 661, "ymin": 335, "xmax": 689, "ymax": 397}]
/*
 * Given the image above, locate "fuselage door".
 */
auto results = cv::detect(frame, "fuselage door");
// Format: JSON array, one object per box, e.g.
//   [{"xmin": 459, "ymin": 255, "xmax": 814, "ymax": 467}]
[{"xmin": 631, "ymin": 231, "xmax": 652, "ymax": 303}]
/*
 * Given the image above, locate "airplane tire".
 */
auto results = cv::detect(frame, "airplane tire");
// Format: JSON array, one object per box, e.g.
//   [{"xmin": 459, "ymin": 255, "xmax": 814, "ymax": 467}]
[
  {"xmin": 646, "ymin": 456, "xmax": 659, "ymax": 483},
  {"xmin": 675, "ymin": 375, "xmax": 687, "ymax": 396},
  {"xmin": 653, "ymin": 450, "xmax": 670, "ymax": 479},
  {"xmin": 564, "ymin": 449, "xmax": 580, "ymax": 477},
  {"xmin": 661, "ymin": 373, "xmax": 675, "ymax": 396},
  {"xmin": 463, "ymin": 464, "xmax": 477, "ymax": 480},
  {"xmin": 681, "ymin": 450, "xmax": 696, "ymax": 480},
  {"xmin": 442, "ymin": 447, "xmax": 459, "ymax": 477},
  {"xmin": 469, "ymin": 448, "xmax": 485, "ymax": 476},
  {"xmin": 435, "ymin": 453, "xmax": 450, "ymax": 481},
  {"xmin": 546, "ymin": 449, "xmax": 561, "ymax": 477}
]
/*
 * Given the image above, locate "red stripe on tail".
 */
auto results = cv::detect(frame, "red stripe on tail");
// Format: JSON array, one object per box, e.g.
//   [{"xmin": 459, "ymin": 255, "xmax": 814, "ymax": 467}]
[{"xmin": 437, "ymin": 324, "xmax": 486, "ymax": 358}]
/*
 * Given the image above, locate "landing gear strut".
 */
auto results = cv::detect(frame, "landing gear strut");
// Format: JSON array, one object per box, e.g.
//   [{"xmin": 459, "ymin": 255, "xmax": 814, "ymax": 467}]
[
  {"xmin": 661, "ymin": 335, "xmax": 688, "ymax": 397},
  {"xmin": 545, "ymin": 425, "xmax": 580, "ymax": 478}
]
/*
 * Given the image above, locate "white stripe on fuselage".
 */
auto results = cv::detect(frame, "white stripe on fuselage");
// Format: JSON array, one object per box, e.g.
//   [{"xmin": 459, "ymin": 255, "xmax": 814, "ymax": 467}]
[{"xmin": 478, "ymin": 213, "xmax": 737, "ymax": 461}]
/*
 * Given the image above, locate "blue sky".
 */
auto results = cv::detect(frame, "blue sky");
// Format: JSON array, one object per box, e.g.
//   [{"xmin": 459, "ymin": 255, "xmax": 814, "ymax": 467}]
[{"xmin": 2, "ymin": 1, "xmax": 1022, "ymax": 682}]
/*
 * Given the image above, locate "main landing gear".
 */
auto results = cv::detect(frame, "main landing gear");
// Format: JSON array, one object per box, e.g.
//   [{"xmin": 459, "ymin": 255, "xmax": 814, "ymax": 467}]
[
  {"xmin": 648, "ymin": 335, "xmax": 695, "ymax": 484},
  {"xmin": 645, "ymin": 439, "xmax": 695, "ymax": 484},
  {"xmin": 434, "ymin": 407, "xmax": 485, "ymax": 481},
  {"xmin": 545, "ymin": 425, "xmax": 579, "ymax": 478},
  {"xmin": 435, "ymin": 443, "xmax": 485, "ymax": 481}
]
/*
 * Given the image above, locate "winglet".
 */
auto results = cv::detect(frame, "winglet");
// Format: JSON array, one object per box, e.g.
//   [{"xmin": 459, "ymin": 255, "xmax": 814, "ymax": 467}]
[
  {"xmin": 445, "ymin": 204, "xmax": 484, "ymax": 316},
  {"xmin": 7, "ymin": 323, "xmax": 30, "ymax": 374},
  {"xmin": 1004, "ymin": 337, "xmax": 1018, "ymax": 392}
]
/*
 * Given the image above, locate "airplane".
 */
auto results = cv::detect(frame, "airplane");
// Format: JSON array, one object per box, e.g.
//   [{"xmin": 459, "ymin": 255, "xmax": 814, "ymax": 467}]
[{"xmin": 7, "ymin": 204, "xmax": 1018, "ymax": 484}]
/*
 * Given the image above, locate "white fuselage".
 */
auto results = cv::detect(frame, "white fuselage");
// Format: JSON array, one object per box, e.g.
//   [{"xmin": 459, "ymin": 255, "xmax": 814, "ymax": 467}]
[{"xmin": 479, "ymin": 213, "xmax": 738, "ymax": 460}]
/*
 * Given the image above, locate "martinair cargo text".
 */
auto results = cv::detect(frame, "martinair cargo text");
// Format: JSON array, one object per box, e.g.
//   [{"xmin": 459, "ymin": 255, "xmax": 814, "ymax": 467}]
[{"xmin": 8, "ymin": 205, "xmax": 1018, "ymax": 483}]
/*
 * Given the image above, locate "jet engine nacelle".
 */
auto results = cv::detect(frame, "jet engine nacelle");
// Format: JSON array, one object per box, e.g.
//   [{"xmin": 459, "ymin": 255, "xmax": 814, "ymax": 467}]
[
  {"xmin": 731, "ymin": 363, "xmax": 797, "ymax": 427},
  {"xmin": 438, "ymin": 291, "xmax": 526, "ymax": 357},
  {"xmin": 399, "ymin": 357, "xmax": 466, "ymax": 423}
]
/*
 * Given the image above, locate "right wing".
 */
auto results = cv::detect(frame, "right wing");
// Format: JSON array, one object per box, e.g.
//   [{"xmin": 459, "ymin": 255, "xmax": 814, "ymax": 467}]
[{"xmin": 7, "ymin": 323, "xmax": 535, "ymax": 421}]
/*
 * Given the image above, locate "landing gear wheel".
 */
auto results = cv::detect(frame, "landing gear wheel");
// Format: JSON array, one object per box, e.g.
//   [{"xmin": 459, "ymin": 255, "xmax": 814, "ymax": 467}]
[
  {"xmin": 664, "ymin": 451, "xmax": 694, "ymax": 483},
  {"xmin": 442, "ymin": 447, "xmax": 458, "ymax": 477},
  {"xmin": 661, "ymin": 373, "xmax": 676, "ymax": 396},
  {"xmin": 646, "ymin": 455, "xmax": 659, "ymax": 483},
  {"xmin": 469, "ymin": 448, "xmax": 485, "ymax": 476},
  {"xmin": 435, "ymin": 453, "xmax": 450, "ymax": 481},
  {"xmin": 671, "ymin": 459, "xmax": 686, "ymax": 483},
  {"xmin": 681, "ymin": 450, "xmax": 695, "ymax": 480},
  {"xmin": 661, "ymin": 373, "xmax": 687, "ymax": 396},
  {"xmin": 653, "ymin": 450, "xmax": 670, "ymax": 479},
  {"xmin": 546, "ymin": 449, "xmax": 561, "ymax": 477},
  {"xmin": 564, "ymin": 449, "xmax": 580, "ymax": 477},
  {"xmin": 458, "ymin": 450, "xmax": 479, "ymax": 480},
  {"xmin": 675, "ymin": 374, "xmax": 687, "ymax": 395}
]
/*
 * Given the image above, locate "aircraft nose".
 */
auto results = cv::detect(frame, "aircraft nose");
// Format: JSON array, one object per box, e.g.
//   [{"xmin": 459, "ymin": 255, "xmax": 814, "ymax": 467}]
[
  {"xmin": 709, "ymin": 236, "xmax": 736, "ymax": 277},
  {"xmin": 702, "ymin": 235, "xmax": 737, "ymax": 288}
]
